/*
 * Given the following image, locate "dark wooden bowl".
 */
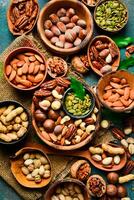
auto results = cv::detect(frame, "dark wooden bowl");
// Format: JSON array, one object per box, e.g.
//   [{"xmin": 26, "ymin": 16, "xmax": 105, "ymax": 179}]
[
  {"xmin": 44, "ymin": 178, "xmax": 90, "ymax": 200},
  {"xmin": 96, "ymin": 70, "xmax": 134, "ymax": 112},
  {"xmin": 94, "ymin": 0, "xmax": 128, "ymax": 33},
  {"xmin": 4, "ymin": 47, "xmax": 47, "ymax": 91},
  {"xmin": 7, "ymin": 0, "xmax": 39, "ymax": 36},
  {"xmin": 11, "ymin": 147, "xmax": 52, "ymax": 188},
  {"xmin": 0, "ymin": 100, "xmax": 30, "ymax": 146},
  {"xmin": 37, "ymin": 0, "xmax": 93, "ymax": 55},
  {"xmin": 87, "ymin": 35, "xmax": 120, "ymax": 76}
]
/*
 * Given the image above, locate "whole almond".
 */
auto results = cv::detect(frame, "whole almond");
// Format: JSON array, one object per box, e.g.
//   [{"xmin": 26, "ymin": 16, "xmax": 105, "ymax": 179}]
[
  {"xmin": 50, "ymin": 36, "xmax": 59, "ymax": 44},
  {"xmin": 27, "ymin": 75, "xmax": 35, "ymax": 82},
  {"xmin": 21, "ymin": 75, "xmax": 26, "ymax": 80},
  {"xmin": 19, "ymin": 79, "xmax": 32, "ymax": 87},
  {"xmin": 10, "ymin": 59, "xmax": 19, "ymax": 65},
  {"xmin": 17, "ymin": 84, "xmax": 26, "ymax": 89},
  {"xmin": 17, "ymin": 60, "xmax": 25, "ymax": 67},
  {"xmin": 77, "ymin": 19, "xmax": 86, "ymax": 28},
  {"xmin": 34, "ymin": 74, "xmax": 44, "ymax": 83},
  {"xmin": 124, "ymin": 87, "xmax": 130, "ymax": 100},
  {"xmin": 17, "ymin": 68, "xmax": 23, "ymax": 76},
  {"xmin": 22, "ymin": 63, "xmax": 28, "ymax": 74},
  {"xmin": 45, "ymin": 30, "xmax": 54, "ymax": 39},
  {"xmin": 108, "ymin": 93, "xmax": 119, "ymax": 102},
  {"xmin": 71, "ymin": 15, "xmax": 79, "ymax": 23},
  {"xmin": 6, "ymin": 65, "xmax": 12, "ymax": 76},
  {"xmin": 29, "ymin": 56, "xmax": 36, "ymax": 62},
  {"xmin": 66, "ymin": 23, "xmax": 75, "ymax": 29},
  {"xmin": 33, "ymin": 65, "xmax": 40, "ymax": 74},
  {"xmin": 103, "ymin": 90, "xmax": 112, "ymax": 100},
  {"xmin": 72, "ymin": 26, "xmax": 82, "ymax": 34},
  {"xmin": 60, "ymin": 16, "xmax": 70, "ymax": 24},
  {"xmin": 28, "ymin": 63, "xmax": 35, "ymax": 74},
  {"xmin": 111, "ymin": 77, "xmax": 121, "ymax": 83},
  {"xmin": 65, "ymin": 30, "xmax": 77, "ymax": 42},
  {"xmin": 112, "ymin": 101, "xmax": 123, "ymax": 107},
  {"xmin": 35, "ymin": 55, "xmax": 44, "ymax": 63},
  {"xmin": 12, "ymin": 64, "xmax": 17, "ymax": 70},
  {"xmin": 40, "ymin": 64, "xmax": 46, "ymax": 71},
  {"xmin": 15, "ymin": 75, "xmax": 22, "ymax": 83},
  {"xmin": 17, "ymin": 54, "xmax": 26, "ymax": 61},
  {"xmin": 9, "ymin": 70, "xmax": 16, "ymax": 81},
  {"xmin": 130, "ymin": 89, "xmax": 134, "ymax": 100},
  {"xmin": 51, "ymin": 25, "xmax": 61, "ymax": 36},
  {"xmin": 57, "ymin": 22, "xmax": 66, "ymax": 33}
]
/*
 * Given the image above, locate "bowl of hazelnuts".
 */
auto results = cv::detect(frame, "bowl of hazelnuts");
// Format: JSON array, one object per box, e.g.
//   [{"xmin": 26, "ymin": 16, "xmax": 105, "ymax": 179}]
[{"xmin": 37, "ymin": 0, "xmax": 93, "ymax": 55}]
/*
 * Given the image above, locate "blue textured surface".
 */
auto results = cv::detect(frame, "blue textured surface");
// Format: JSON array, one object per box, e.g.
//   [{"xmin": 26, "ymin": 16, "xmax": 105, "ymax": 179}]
[{"xmin": 0, "ymin": 0, "xmax": 134, "ymax": 200}]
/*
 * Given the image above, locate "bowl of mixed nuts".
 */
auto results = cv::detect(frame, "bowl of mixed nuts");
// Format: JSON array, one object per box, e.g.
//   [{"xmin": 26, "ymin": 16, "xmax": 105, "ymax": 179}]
[
  {"xmin": 4, "ymin": 47, "xmax": 47, "ymax": 91},
  {"xmin": 97, "ymin": 70, "xmax": 134, "ymax": 112},
  {"xmin": 37, "ymin": 0, "xmax": 93, "ymax": 55},
  {"xmin": 11, "ymin": 147, "xmax": 52, "ymax": 188},
  {"xmin": 94, "ymin": 0, "xmax": 128, "ymax": 33},
  {"xmin": 44, "ymin": 178, "xmax": 90, "ymax": 200},
  {"xmin": 82, "ymin": 0, "xmax": 101, "ymax": 8},
  {"xmin": 0, "ymin": 100, "xmax": 30, "ymax": 145}
]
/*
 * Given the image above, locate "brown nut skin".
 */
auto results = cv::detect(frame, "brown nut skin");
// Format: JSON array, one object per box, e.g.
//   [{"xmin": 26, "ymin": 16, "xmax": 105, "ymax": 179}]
[
  {"xmin": 43, "ymin": 119, "xmax": 55, "ymax": 132},
  {"xmin": 34, "ymin": 110, "xmax": 47, "ymax": 122},
  {"xmin": 44, "ymin": 20, "xmax": 53, "ymax": 29},
  {"xmin": 51, "ymin": 25, "xmax": 61, "ymax": 36},
  {"xmin": 66, "ymin": 8, "xmax": 75, "ymax": 18},
  {"xmin": 65, "ymin": 30, "xmax": 77, "ymax": 43},
  {"xmin": 50, "ymin": 36, "xmax": 59, "ymax": 44},
  {"xmin": 77, "ymin": 19, "xmax": 87, "ymax": 28},
  {"xmin": 60, "ymin": 16, "xmax": 70, "ymax": 24},
  {"xmin": 57, "ymin": 22, "xmax": 66, "ymax": 33},
  {"xmin": 48, "ymin": 109, "xmax": 59, "ymax": 121},
  {"xmin": 107, "ymin": 172, "xmax": 119, "ymax": 184},
  {"xmin": 117, "ymin": 185, "xmax": 127, "ymax": 198},
  {"xmin": 71, "ymin": 15, "xmax": 79, "ymax": 23},
  {"xmin": 106, "ymin": 184, "xmax": 117, "ymax": 197},
  {"xmin": 44, "ymin": 30, "xmax": 54, "ymax": 39},
  {"xmin": 79, "ymin": 29, "xmax": 87, "ymax": 40},
  {"xmin": 54, "ymin": 125, "xmax": 64, "ymax": 135},
  {"xmin": 57, "ymin": 8, "xmax": 66, "ymax": 17},
  {"xmin": 49, "ymin": 13, "xmax": 59, "ymax": 24}
]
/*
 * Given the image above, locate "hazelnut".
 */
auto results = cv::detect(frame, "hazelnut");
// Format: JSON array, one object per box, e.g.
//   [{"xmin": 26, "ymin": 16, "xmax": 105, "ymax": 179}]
[
  {"xmin": 77, "ymin": 19, "xmax": 87, "ymax": 28},
  {"xmin": 74, "ymin": 37, "xmax": 82, "ymax": 46},
  {"xmin": 51, "ymin": 25, "xmax": 61, "ymax": 36},
  {"xmin": 34, "ymin": 110, "xmax": 47, "ymax": 122},
  {"xmin": 79, "ymin": 29, "xmax": 87, "ymax": 40},
  {"xmin": 66, "ymin": 8, "xmax": 75, "ymax": 18},
  {"xmin": 60, "ymin": 16, "xmax": 70, "ymax": 24},
  {"xmin": 50, "ymin": 36, "xmax": 59, "ymax": 44},
  {"xmin": 49, "ymin": 13, "xmax": 59, "ymax": 24},
  {"xmin": 117, "ymin": 185, "xmax": 127, "ymax": 198},
  {"xmin": 57, "ymin": 8, "xmax": 66, "ymax": 17},
  {"xmin": 107, "ymin": 172, "xmax": 119, "ymax": 184},
  {"xmin": 54, "ymin": 125, "xmax": 64, "ymax": 135},
  {"xmin": 57, "ymin": 22, "xmax": 66, "ymax": 33},
  {"xmin": 55, "ymin": 41, "xmax": 64, "ymax": 48},
  {"xmin": 44, "ymin": 30, "xmax": 54, "ymax": 39},
  {"xmin": 71, "ymin": 15, "xmax": 79, "ymax": 23},
  {"xmin": 48, "ymin": 109, "xmax": 59, "ymax": 121},
  {"xmin": 43, "ymin": 119, "xmax": 55, "ymax": 132},
  {"xmin": 106, "ymin": 184, "xmax": 117, "ymax": 197},
  {"xmin": 44, "ymin": 20, "xmax": 53, "ymax": 29},
  {"xmin": 65, "ymin": 30, "xmax": 77, "ymax": 43}
]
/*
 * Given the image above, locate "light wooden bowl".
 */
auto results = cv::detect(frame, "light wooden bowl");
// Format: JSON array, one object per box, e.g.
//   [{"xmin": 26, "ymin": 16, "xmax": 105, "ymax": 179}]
[
  {"xmin": 96, "ymin": 70, "xmax": 134, "ymax": 112},
  {"xmin": 11, "ymin": 147, "xmax": 52, "ymax": 188},
  {"xmin": 37, "ymin": 0, "xmax": 93, "ymax": 55},
  {"xmin": 44, "ymin": 178, "xmax": 90, "ymax": 200},
  {"xmin": 87, "ymin": 35, "xmax": 120, "ymax": 76}
]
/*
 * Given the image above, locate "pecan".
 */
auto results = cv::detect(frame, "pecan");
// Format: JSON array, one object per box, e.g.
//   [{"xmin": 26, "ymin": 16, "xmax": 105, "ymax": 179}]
[
  {"xmin": 98, "ymin": 56, "xmax": 106, "ymax": 66},
  {"xmin": 34, "ymin": 89, "xmax": 51, "ymax": 97},
  {"xmin": 12, "ymin": 7, "xmax": 20, "ymax": 19},
  {"xmin": 111, "ymin": 127, "xmax": 125, "ymax": 140},
  {"xmin": 18, "ymin": 18, "xmax": 29, "ymax": 29},
  {"xmin": 41, "ymin": 80, "xmax": 57, "ymax": 89},
  {"xmin": 109, "ymin": 43, "xmax": 118, "ymax": 58},
  {"xmin": 64, "ymin": 124, "xmax": 76, "ymax": 139},
  {"xmin": 29, "ymin": 5, "xmax": 38, "ymax": 21},
  {"xmin": 126, "ymin": 45, "xmax": 134, "ymax": 54},
  {"xmin": 92, "ymin": 61, "xmax": 103, "ymax": 70},
  {"xmin": 94, "ymin": 40, "xmax": 102, "ymax": 46},
  {"xmin": 33, "ymin": 96, "xmax": 40, "ymax": 108},
  {"xmin": 96, "ymin": 43, "xmax": 108, "ymax": 50},
  {"xmin": 84, "ymin": 117, "xmax": 95, "ymax": 125},
  {"xmin": 121, "ymin": 160, "xmax": 134, "ymax": 175},
  {"xmin": 15, "ymin": 15, "xmax": 27, "ymax": 27},
  {"xmin": 77, "ymin": 163, "xmax": 90, "ymax": 181},
  {"xmin": 55, "ymin": 86, "xmax": 65, "ymax": 94},
  {"xmin": 56, "ymin": 77, "xmax": 70, "ymax": 88},
  {"xmin": 91, "ymin": 46, "xmax": 99, "ymax": 60},
  {"xmin": 25, "ymin": 0, "xmax": 34, "ymax": 16}
]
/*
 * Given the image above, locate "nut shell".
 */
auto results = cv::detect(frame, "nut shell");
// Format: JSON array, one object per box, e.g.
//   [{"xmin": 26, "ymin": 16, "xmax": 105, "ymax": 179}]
[{"xmin": 70, "ymin": 160, "xmax": 90, "ymax": 178}]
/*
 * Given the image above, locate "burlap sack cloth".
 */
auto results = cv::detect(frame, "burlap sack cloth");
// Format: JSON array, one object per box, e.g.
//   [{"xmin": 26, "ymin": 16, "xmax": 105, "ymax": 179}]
[{"xmin": 0, "ymin": 34, "xmax": 114, "ymax": 200}]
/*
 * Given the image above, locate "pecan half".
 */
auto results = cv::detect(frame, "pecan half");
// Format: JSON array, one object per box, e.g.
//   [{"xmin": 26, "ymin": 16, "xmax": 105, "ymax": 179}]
[
  {"xmin": 109, "ymin": 43, "xmax": 118, "ymax": 58},
  {"xmin": 64, "ymin": 124, "xmax": 76, "ymax": 139},
  {"xmin": 111, "ymin": 127, "xmax": 125, "ymax": 140},
  {"xmin": 91, "ymin": 46, "xmax": 99, "ymax": 60},
  {"xmin": 84, "ymin": 117, "xmax": 95, "ymax": 125},
  {"xmin": 34, "ymin": 89, "xmax": 51, "ymax": 97},
  {"xmin": 121, "ymin": 160, "xmax": 134, "ymax": 175},
  {"xmin": 56, "ymin": 77, "xmax": 70, "ymax": 88},
  {"xmin": 41, "ymin": 80, "xmax": 57, "ymax": 89}
]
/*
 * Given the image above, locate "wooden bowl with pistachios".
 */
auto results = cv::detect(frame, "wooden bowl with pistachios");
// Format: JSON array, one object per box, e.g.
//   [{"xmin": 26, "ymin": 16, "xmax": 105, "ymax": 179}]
[
  {"xmin": 44, "ymin": 178, "xmax": 90, "ymax": 200},
  {"xmin": 87, "ymin": 35, "xmax": 120, "ymax": 76},
  {"xmin": 37, "ymin": 0, "xmax": 93, "ymax": 55},
  {"xmin": 96, "ymin": 70, "xmax": 134, "ymax": 112}
]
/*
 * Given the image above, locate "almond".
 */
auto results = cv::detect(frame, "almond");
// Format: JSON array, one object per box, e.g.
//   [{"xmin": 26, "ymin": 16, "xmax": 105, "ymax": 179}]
[
  {"xmin": 116, "ymin": 89, "xmax": 124, "ymax": 95},
  {"xmin": 17, "ymin": 60, "xmax": 25, "ymax": 67},
  {"xmin": 41, "ymin": 131, "xmax": 51, "ymax": 141},
  {"xmin": 124, "ymin": 87, "xmax": 130, "ymax": 100},
  {"xmin": 34, "ymin": 73, "xmax": 44, "ymax": 83},
  {"xmin": 22, "ymin": 63, "xmax": 28, "ymax": 74},
  {"xmin": 17, "ymin": 68, "xmax": 23, "ymax": 76},
  {"xmin": 56, "ymin": 21, "xmax": 66, "ymax": 33},
  {"xmin": 33, "ymin": 65, "xmax": 40, "ymax": 74},
  {"xmin": 105, "ymin": 101, "xmax": 113, "ymax": 107},
  {"xmin": 49, "ymin": 13, "xmax": 59, "ymax": 24},
  {"xmin": 19, "ymin": 79, "xmax": 32, "ymax": 87},
  {"xmin": 44, "ymin": 20, "xmax": 53, "ymax": 29},
  {"xmin": 51, "ymin": 25, "xmax": 61, "ymax": 36},
  {"xmin": 65, "ymin": 30, "xmax": 77, "ymax": 42},
  {"xmin": 103, "ymin": 90, "xmax": 112, "ymax": 100},
  {"xmin": 110, "ymin": 82, "xmax": 122, "ymax": 89},
  {"xmin": 44, "ymin": 29, "xmax": 54, "ymax": 39},
  {"xmin": 21, "ymin": 75, "xmax": 26, "ymax": 80},
  {"xmin": 120, "ymin": 97, "xmax": 132, "ymax": 107},
  {"xmin": 29, "ymin": 56, "xmax": 36, "ymax": 62},
  {"xmin": 55, "ymin": 41, "xmax": 64, "ymax": 48},
  {"xmin": 77, "ymin": 19, "xmax": 86, "ymax": 28},
  {"xmin": 121, "ymin": 78, "xmax": 127, "ymax": 85},
  {"xmin": 71, "ymin": 15, "xmax": 79, "ymax": 23},
  {"xmin": 27, "ymin": 75, "xmax": 35, "ymax": 82},
  {"xmin": 108, "ymin": 93, "xmax": 119, "ymax": 102},
  {"xmin": 10, "ymin": 59, "xmax": 19, "ymax": 65},
  {"xmin": 130, "ymin": 89, "xmax": 134, "ymax": 100},
  {"xmin": 35, "ymin": 54, "xmax": 44, "ymax": 63},
  {"xmin": 104, "ymin": 85, "xmax": 112, "ymax": 90},
  {"xmin": 49, "ymin": 133, "xmax": 57, "ymax": 142},
  {"xmin": 15, "ymin": 75, "xmax": 22, "ymax": 83},
  {"xmin": 28, "ymin": 63, "xmax": 35, "ymax": 74},
  {"xmin": 17, "ymin": 84, "xmax": 26, "ymax": 89},
  {"xmin": 6, "ymin": 65, "xmax": 12, "ymax": 76},
  {"xmin": 40, "ymin": 64, "xmax": 45, "ymax": 71},
  {"xmin": 111, "ymin": 77, "xmax": 121, "ymax": 83},
  {"xmin": 112, "ymin": 101, "xmax": 123, "ymax": 107},
  {"xmin": 9, "ymin": 70, "xmax": 16, "ymax": 81}
]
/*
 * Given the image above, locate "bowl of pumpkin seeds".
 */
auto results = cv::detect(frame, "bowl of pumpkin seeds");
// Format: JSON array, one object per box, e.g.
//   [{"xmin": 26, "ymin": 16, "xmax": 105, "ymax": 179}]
[
  {"xmin": 94, "ymin": 0, "xmax": 128, "ymax": 33},
  {"xmin": 63, "ymin": 87, "xmax": 95, "ymax": 119}
]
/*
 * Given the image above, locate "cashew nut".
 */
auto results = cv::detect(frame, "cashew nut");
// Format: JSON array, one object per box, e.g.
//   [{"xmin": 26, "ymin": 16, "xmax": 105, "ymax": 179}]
[
  {"xmin": 60, "ymin": 116, "xmax": 71, "ymax": 124},
  {"xmin": 86, "ymin": 125, "xmax": 95, "ymax": 134},
  {"xmin": 93, "ymin": 107, "xmax": 99, "ymax": 114},
  {"xmin": 65, "ymin": 139, "xmax": 71, "ymax": 145},
  {"xmin": 91, "ymin": 113, "xmax": 97, "ymax": 122},
  {"xmin": 74, "ymin": 119, "xmax": 82, "ymax": 127},
  {"xmin": 74, "ymin": 135, "xmax": 81, "ymax": 143},
  {"xmin": 52, "ymin": 90, "xmax": 63, "ymax": 99},
  {"xmin": 80, "ymin": 122, "xmax": 86, "ymax": 130},
  {"xmin": 77, "ymin": 129, "xmax": 84, "ymax": 136}
]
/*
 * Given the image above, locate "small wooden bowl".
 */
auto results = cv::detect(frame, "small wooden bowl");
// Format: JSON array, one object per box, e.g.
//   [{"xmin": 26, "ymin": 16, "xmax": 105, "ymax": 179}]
[
  {"xmin": 46, "ymin": 57, "xmax": 68, "ymax": 78},
  {"xmin": 88, "ymin": 143, "xmax": 127, "ymax": 171},
  {"xmin": 94, "ymin": 0, "xmax": 128, "ymax": 33},
  {"xmin": 37, "ymin": 0, "xmax": 93, "ymax": 55},
  {"xmin": 44, "ymin": 178, "xmax": 90, "ymax": 200},
  {"xmin": 96, "ymin": 70, "xmax": 134, "ymax": 112},
  {"xmin": 4, "ymin": 47, "xmax": 47, "ymax": 91},
  {"xmin": 7, "ymin": 0, "xmax": 39, "ymax": 36},
  {"xmin": 82, "ymin": 0, "xmax": 101, "ymax": 8},
  {"xmin": 0, "ymin": 100, "xmax": 30, "ymax": 146},
  {"xmin": 11, "ymin": 147, "xmax": 52, "ymax": 188},
  {"xmin": 87, "ymin": 35, "xmax": 120, "ymax": 76}
]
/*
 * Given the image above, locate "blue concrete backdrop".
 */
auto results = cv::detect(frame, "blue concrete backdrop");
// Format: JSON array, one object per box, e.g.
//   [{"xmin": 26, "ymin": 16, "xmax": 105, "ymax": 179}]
[{"xmin": 0, "ymin": 0, "xmax": 134, "ymax": 200}]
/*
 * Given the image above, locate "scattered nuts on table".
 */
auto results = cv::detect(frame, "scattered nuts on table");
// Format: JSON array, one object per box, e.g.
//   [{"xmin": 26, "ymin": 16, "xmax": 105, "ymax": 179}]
[
  {"xmin": 8, "ymin": 0, "xmax": 39, "ymax": 35},
  {"xmin": 44, "ymin": 7, "xmax": 88, "ymax": 49},
  {"xmin": 51, "ymin": 182, "xmax": 85, "ymax": 200},
  {"xmin": 21, "ymin": 152, "xmax": 51, "ymax": 183},
  {"xmin": 0, "ymin": 104, "xmax": 28, "ymax": 142},
  {"xmin": 5, "ymin": 51, "xmax": 46, "ymax": 89}
]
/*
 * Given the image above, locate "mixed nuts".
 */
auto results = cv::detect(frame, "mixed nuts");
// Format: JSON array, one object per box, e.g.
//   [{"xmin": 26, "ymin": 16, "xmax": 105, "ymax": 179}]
[
  {"xmin": 44, "ymin": 7, "xmax": 88, "ymax": 49},
  {"xmin": 0, "ymin": 104, "xmax": 28, "ymax": 142},
  {"xmin": 5, "ymin": 50, "xmax": 46, "ymax": 89},
  {"xmin": 71, "ymin": 55, "xmax": 89, "ymax": 74}
]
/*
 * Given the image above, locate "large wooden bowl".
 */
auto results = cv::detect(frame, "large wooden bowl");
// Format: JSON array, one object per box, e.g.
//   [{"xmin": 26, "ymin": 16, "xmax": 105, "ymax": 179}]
[
  {"xmin": 87, "ymin": 35, "xmax": 120, "ymax": 76},
  {"xmin": 44, "ymin": 178, "xmax": 90, "ymax": 200},
  {"xmin": 96, "ymin": 70, "xmax": 134, "ymax": 112},
  {"xmin": 37, "ymin": 0, "xmax": 93, "ymax": 55}
]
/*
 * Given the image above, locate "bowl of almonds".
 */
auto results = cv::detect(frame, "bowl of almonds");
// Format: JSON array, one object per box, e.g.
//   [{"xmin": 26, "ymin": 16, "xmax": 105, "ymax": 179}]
[
  {"xmin": 37, "ymin": 0, "xmax": 93, "ymax": 55},
  {"xmin": 4, "ymin": 47, "xmax": 47, "ymax": 91},
  {"xmin": 11, "ymin": 147, "xmax": 52, "ymax": 188},
  {"xmin": 44, "ymin": 178, "xmax": 90, "ymax": 200},
  {"xmin": 97, "ymin": 70, "xmax": 134, "ymax": 112}
]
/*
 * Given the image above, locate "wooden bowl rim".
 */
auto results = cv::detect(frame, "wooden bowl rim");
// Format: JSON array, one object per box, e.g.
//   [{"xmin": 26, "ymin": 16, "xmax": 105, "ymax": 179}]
[
  {"xmin": 37, "ymin": 0, "xmax": 93, "ymax": 55},
  {"xmin": 87, "ymin": 35, "xmax": 120, "ymax": 76},
  {"xmin": 4, "ymin": 46, "xmax": 47, "ymax": 91},
  {"xmin": 7, "ymin": 0, "xmax": 40, "ymax": 36},
  {"xmin": 11, "ymin": 146, "xmax": 52, "ymax": 188},
  {"xmin": 94, "ymin": 0, "xmax": 129, "ymax": 33},
  {"xmin": 96, "ymin": 70, "xmax": 134, "ymax": 112}
]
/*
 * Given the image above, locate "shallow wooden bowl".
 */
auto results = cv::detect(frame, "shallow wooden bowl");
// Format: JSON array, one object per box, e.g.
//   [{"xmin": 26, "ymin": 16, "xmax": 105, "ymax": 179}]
[
  {"xmin": 4, "ymin": 47, "xmax": 47, "ymax": 91},
  {"xmin": 88, "ymin": 143, "xmax": 127, "ymax": 171},
  {"xmin": 37, "ymin": 0, "xmax": 93, "ymax": 55},
  {"xmin": 11, "ymin": 147, "xmax": 52, "ymax": 188},
  {"xmin": 87, "ymin": 35, "xmax": 120, "ymax": 76},
  {"xmin": 96, "ymin": 70, "xmax": 134, "ymax": 112},
  {"xmin": 44, "ymin": 178, "xmax": 90, "ymax": 200},
  {"xmin": 7, "ymin": 0, "xmax": 39, "ymax": 36}
]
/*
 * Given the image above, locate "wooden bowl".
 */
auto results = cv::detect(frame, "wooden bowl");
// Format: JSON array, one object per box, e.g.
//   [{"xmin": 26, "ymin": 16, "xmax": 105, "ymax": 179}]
[
  {"xmin": 94, "ymin": 0, "xmax": 128, "ymax": 33},
  {"xmin": 82, "ymin": 0, "xmax": 101, "ymax": 8},
  {"xmin": 87, "ymin": 35, "xmax": 120, "ymax": 76},
  {"xmin": 4, "ymin": 47, "xmax": 47, "ymax": 91},
  {"xmin": 96, "ymin": 70, "xmax": 134, "ymax": 112},
  {"xmin": 0, "ymin": 100, "xmax": 30, "ymax": 146},
  {"xmin": 88, "ymin": 143, "xmax": 127, "ymax": 171},
  {"xmin": 37, "ymin": 0, "xmax": 93, "ymax": 55},
  {"xmin": 7, "ymin": 0, "xmax": 39, "ymax": 36},
  {"xmin": 11, "ymin": 147, "xmax": 52, "ymax": 188},
  {"xmin": 44, "ymin": 178, "xmax": 90, "ymax": 200}
]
